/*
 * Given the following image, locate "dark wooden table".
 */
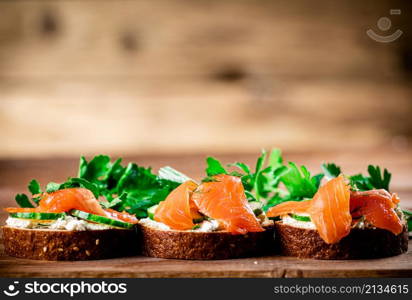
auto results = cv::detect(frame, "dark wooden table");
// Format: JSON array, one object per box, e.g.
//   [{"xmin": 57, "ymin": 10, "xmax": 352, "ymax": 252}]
[{"xmin": 0, "ymin": 151, "xmax": 411, "ymax": 277}]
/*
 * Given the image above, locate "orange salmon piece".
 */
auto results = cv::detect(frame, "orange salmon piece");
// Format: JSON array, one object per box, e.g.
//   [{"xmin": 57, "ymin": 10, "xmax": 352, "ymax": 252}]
[
  {"xmin": 267, "ymin": 176, "xmax": 351, "ymax": 244},
  {"xmin": 266, "ymin": 199, "xmax": 312, "ymax": 217},
  {"xmin": 154, "ymin": 180, "xmax": 199, "ymax": 230},
  {"xmin": 6, "ymin": 188, "xmax": 106, "ymax": 216},
  {"xmin": 36, "ymin": 188, "xmax": 107, "ymax": 216},
  {"xmin": 192, "ymin": 174, "xmax": 264, "ymax": 234},
  {"xmin": 350, "ymin": 190, "xmax": 403, "ymax": 235},
  {"xmin": 308, "ymin": 176, "xmax": 351, "ymax": 244},
  {"xmin": 6, "ymin": 188, "xmax": 137, "ymax": 224},
  {"xmin": 4, "ymin": 207, "xmax": 37, "ymax": 213}
]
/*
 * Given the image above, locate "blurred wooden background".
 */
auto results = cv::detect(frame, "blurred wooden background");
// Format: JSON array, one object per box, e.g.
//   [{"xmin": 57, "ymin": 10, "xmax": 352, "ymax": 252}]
[{"xmin": 0, "ymin": 0, "xmax": 412, "ymax": 158}]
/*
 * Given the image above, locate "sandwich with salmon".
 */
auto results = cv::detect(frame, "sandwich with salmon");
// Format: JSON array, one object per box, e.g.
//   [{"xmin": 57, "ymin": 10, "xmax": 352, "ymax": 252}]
[
  {"xmin": 138, "ymin": 153, "xmax": 278, "ymax": 259},
  {"xmin": 265, "ymin": 161, "xmax": 409, "ymax": 259},
  {"xmin": 2, "ymin": 155, "xmax": 181, "ymax": 261}
]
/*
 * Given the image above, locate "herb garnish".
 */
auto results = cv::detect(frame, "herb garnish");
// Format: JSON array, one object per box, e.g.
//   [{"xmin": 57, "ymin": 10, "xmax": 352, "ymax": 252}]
[
  {"xmin": 203, "ymin": 149, "xmax": 287, "ymax": 203},
  {"xmin": 14, "ymin": 155, "xmax": 189, "ymax": 218},
  {"xmin": 322, "ymin": 163, "xmax": 392, "ymax": 192},
  {"xmin": 403, "ymin": 209, "xmax": 412, "ymax": 232},
  {"xmin": 321, "ymin": 163, "xmax": 342, "ymax": 180}
]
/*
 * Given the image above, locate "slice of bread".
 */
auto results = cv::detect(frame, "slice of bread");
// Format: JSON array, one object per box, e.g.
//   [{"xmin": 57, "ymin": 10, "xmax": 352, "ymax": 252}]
[
  {"xmin": 138, "ymin": 223, "xmax": 275, "ymax": 260},
  {"xmin": 274, "ymin": 222, "xmax": 408, "ymax": 259},
  {"xmin": 2, "ymin": 226, "xmax": 139, "ymax": 261}
]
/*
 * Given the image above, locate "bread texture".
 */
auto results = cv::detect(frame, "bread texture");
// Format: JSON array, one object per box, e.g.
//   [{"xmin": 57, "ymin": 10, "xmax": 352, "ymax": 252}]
[
  {"xmin": 2, "ymin": 226, "xmax": 139, "ymax": 261},
  {"xmin": 139, "ymin": 224, "xmax": 275, "ymax": 260},
  {"xmin": 274, "ymin": 222, "xmax": 409, "ymax": 259}
]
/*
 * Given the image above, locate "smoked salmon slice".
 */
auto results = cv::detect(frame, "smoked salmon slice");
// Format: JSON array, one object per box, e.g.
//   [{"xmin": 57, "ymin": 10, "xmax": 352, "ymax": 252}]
[
  {"xmin": 266, "ymin": 199, "xmax": 312, "ymax": 217},
  {"xmin": 267, "ymin": 176, "xmax": 351, "ymax": 244},
  {"xmin": 4, "ymin": 207, "xmax": 37, "ymax": 213},
  {"xmin": 191, "ymin": 174, "xmax": 264, "ymax": 234},
  {"xmin": 154, "ymin": 180, "xmax": 199, "ymax": 230},
  {"xmin": 309, "ymin": 176, "xmax": 351, "ymax": 244},
  {"xmin": 350, "ymin": 190, "xmax": 403, "ymax": 235},
  {"xmin": 5, "ymin": 188, "xmax": 106, "ymax": 217},
  {"xmin": 38, "ymin": 188, "xmax": 106, "ymax": 216}
]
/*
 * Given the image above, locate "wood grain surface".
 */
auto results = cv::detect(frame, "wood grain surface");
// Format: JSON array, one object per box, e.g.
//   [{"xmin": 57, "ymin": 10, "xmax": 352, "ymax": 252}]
[
  {"xmin": 1, "ymin": 0, "xmax": 408, "ymax": 77},
  {"xmin": 0, "ymin": 241, "xmax": 411, "ymax": 278},
  {"xmin": 0, "ymin": 151, "xmax": 411, "ymax": 277},
  {"xmin": 1, "ymin": 0, "xmax": 411, "ymax": 158}
]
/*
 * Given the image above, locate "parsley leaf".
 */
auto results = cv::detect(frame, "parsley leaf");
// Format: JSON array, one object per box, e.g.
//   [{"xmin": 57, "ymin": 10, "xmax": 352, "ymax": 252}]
[
  {"xmin": 263, "ymin": 162, "xmax": 323, "ymax": 210},
  {"xmin": 321, "ymin": 163, "xmax": 342, "ymax": 179},
  {"xmin": 28, "ymin": 179, "xmax": 41, "ymax": 195},
  {"xmin": 350, "ymin": 165, "xmax": 391, "ymax": 191},
  {"xmin": 78, "ymin": 155, "xmax": 111, "ymax": 181},
  {"xmin": 15, "ymin": 194, "xmax": 35, "ymax": 208},
  {"xmin": 118, "ymin": 188, "xmax": 174, "ymax": 218},
  {"xmin": 78, "ymin": 159, "xmax": 183, "ymax": 217},
  {"xmin": 230, "ymin": 149, "xmax": 287, "ymax": 202},
  {"xmin": 105, "ymin": 158, "xmax": 125, "ymax": 190},
  {"xmin": 244, "ymin": 190, "xmax": 257, "ymax": 202},
  {"xmin": 280, "ymin": 162, "xmax": 323, "ymax": 201},
  {"xmin": 100, "ymin": 194, "xmax": 124, "ymax": 209},
  {"xmin": 320, "ymin": 162, "xmax": 392, "ymax": 191},
  {"xmin": 228, "ymin": 162, "xmax": 250, "ymax": 174},
  {"xmin": 253, "ymin": 150, "xmax": 288, "ymax": 200},
  {"xmin": 205, "ymin": 157, "xmax": 228, "ymax": 176},
  {"xmin": 158, "ymin": 166, "xmax": 191, "ymax": 184},
  {"xmin": 403, "ymin": 209, "xmax": 412, "ymax": 232},
  {"xmin": 46, "ymin": 182, "xmax": 61, "ymax": 193},
  {"xmin": 27, "ymin": 179, "xmax": 42, "ymax": 204},
  {"xmin": 311, "ymin": 173, "xmax": 325, "ymax": 189},
  {"xmin": 13, "ymin": 155, "xmax": 188, "ymax": 219},
  {"xmin": 367, "ymin": 165, "xmax": 391, "ymax": 191},
  {"xmin": 349, "ymin": 174, "xmax": 371, "ymax": 190},
  {"xmin": 268, "ymin": 148, "xmax": 283, "ymax": 169},
  {"xmin": 116, "ymin": 163, "xmax": 157, "ymax": 193}
]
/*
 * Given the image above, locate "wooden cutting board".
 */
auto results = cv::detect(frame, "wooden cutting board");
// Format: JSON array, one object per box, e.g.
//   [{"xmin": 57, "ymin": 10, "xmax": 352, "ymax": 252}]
[{"xmin": 0, "ymin": 241, "xmax": 411, "ymax": 278}]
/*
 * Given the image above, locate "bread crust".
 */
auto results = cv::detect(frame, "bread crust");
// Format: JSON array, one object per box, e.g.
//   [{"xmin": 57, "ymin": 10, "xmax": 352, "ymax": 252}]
[
  {"xmin": 2, "ymin": 226, "xmax": 139, "ymax": 261},
  {"xmin": 139, "ymin": 224, "xmax": 275, "ymax": 260},
  {"xmin": 275, "ymin": 222, "xmax": 409, "ymax": 259}
]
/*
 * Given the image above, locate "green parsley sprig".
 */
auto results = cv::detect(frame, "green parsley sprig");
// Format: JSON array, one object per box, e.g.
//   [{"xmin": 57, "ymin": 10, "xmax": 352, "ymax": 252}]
[
  {"xmin": 14, "ymin": 155, "xmax": 189, "ymax": 218},
  {"xmin": 321, "ymin": 163, "xmax": 392, "ymax": 192}
]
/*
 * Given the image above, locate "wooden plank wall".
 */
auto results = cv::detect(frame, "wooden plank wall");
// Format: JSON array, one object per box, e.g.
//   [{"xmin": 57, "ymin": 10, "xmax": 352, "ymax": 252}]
[{"xmin": 0, "ymin": 0, "xmax": 411, "ymax": 158}]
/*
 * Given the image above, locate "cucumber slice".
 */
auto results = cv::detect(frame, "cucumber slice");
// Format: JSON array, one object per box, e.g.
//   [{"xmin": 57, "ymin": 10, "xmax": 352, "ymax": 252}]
[
  {"xmin": 9, "ymin": 212, "xmax": 65, "ymax": 220},
  {"xmin": 147, "ymin": 205, "xmax": 158, "ymax": 220},
  {"xmin": 70, "ymin": 210, "xmax": 134, "ymax": 229},
  {"xmin": 290, "ymin": 214, "xmax": 311, "ymax": 222},
  {"xmin": 193, "ymin": 217, "xmax": 205, "ymax": 223}
]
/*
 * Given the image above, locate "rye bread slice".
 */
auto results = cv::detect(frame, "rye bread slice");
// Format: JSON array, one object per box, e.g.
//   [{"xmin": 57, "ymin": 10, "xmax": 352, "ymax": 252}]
[
  {"xmin": 274, "ymin": 222, "xmax": 409, "ymax": 259},
  {"xmin": 2, "ymin": 226, "xmax": 139, "ymax": 261},
  {"xmin": 138, "ymin": 223, "xmax": 275, "ymax": 260}
]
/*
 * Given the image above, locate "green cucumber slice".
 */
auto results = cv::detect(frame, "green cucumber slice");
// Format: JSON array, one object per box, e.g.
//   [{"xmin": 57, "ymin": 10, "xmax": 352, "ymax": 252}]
[
  {"xmin": 193, "ymin": 217, "xmax": 205, "ymax": 223},
  {"xmin": 70, "ymin": 210, "xmax": 134, "ymax": 229},
  {"xmin": 147, "ymin": 205, "xmax": 158, "ymax": 220},
  {"xmin": 290, "ymin": 214, "xmax": 311, "ymax": 222},
  {"xmin": 9, "ymin": 212, "xmax": 65, "ymax": 220}
]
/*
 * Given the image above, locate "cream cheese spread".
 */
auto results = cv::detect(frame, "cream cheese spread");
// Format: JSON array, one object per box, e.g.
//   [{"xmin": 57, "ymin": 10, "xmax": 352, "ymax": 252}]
[
  {"xmin": 139, "ymin": 218, "xmax": 221, "ymax": 232},
  {"xmin": 281, "ymin": 215, "xmax": 317, "ymax": 230},
  {"xmin": 5, "ymin": 216, "xmax": 114, "ymax": 231}
]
